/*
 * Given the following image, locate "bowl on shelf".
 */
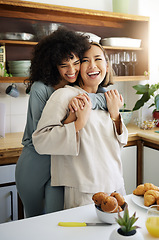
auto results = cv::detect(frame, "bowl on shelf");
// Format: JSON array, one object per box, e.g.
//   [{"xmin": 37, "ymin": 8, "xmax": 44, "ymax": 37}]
[
  {"xmin": 33, "ymin": 23, "xmax": 61, "ymax": 40},
  {"xmin": 8, "ymin": 60, "xmax": 31, "ymax": 77},
  {"xmin": 120, "ymin": 109, "xmax": 132, "ymax": 125},
  {"xmin": 76, "ymin": 31, "xmax": 101, "ymax": 43}
]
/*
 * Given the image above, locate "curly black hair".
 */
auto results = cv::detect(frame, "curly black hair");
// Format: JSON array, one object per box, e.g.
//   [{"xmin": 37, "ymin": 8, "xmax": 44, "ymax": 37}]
[{"xmin": 28, "ymin": 27, "xmax": 90, "ymax": 88}]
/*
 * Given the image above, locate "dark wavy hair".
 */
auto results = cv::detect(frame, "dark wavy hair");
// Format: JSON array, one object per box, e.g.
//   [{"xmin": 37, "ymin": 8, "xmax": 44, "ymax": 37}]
[{"xmin": 28, "ymin": 27, "xmax": 90, "ymax": 88}]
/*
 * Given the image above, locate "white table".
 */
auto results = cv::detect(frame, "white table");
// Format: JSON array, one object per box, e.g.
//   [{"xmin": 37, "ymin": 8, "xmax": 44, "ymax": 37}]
[{"xmin": 0, "ymin": 195, "xmax": 153, "ymax": 240}]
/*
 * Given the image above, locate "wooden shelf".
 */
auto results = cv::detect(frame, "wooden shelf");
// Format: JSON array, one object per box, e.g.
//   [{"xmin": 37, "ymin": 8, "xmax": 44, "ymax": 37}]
[
  {"xmin": 0, "ymin": 0, "xmax": 149, "ymax": 83},
  {"xmin": 0, "ymin": 77, "xmax": 28, "ymax": 83},
  {"xmin": 0, "ymin": 0, "xmax": 149, "ymax": 25},
  {"xmin": 0, "ymin": 76, "xmax": 149, "ymax": 83},
  {"xmin": 0, "ymin": 40, "xmax": 37, "ymax": 45},
  {"xmin": 0, "ymin": 40, "xmax": 143, "ymax": 51},
  {"xmin": 113, "ymin": 75, "xmax": 149, "ymax": 82}
]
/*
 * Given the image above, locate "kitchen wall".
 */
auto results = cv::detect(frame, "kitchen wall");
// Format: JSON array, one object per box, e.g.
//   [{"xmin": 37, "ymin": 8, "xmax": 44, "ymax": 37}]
[{"xmin": 0, "ymin": 0, "xmax": 159, "ymax": 134}]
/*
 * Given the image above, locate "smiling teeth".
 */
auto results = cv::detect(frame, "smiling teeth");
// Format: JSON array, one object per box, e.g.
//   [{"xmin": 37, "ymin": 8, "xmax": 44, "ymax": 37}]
[
  {"xmin": 67, "ymin": 74, "xmax": 75, "ymax": 77},
  {"xmin": 88, "ymin": 72, "xmax": 99, "ymax": 76}
]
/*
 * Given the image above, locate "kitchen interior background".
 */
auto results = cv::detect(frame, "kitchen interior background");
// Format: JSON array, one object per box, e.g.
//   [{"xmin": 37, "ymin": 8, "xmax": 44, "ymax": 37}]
[{"xmin": 0, "ymin": 0, "xmax": 159, "ymax": 134}]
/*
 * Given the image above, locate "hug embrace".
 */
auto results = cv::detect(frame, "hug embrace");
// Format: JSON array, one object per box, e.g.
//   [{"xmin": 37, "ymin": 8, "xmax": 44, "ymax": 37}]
[{"xmin": 32, "ymin": 41, "xmax": 128, "ymax": 209}]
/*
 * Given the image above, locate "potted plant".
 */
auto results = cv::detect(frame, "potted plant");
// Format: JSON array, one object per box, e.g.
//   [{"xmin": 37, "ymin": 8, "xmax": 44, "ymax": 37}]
[
  {"xmin": 109, "ymin": 203, "xmax": 144, "ymax": 239},
  {"xmin": 0, "ymin": 63, "xmax": 12, "ymax": 77},
  {"xmin": 132, "ymin": 82, "xmax": 159, "ymax": 127},
  {"xmin": 120, "ymin": 103, "xmax": 132, "ymax": 126}
]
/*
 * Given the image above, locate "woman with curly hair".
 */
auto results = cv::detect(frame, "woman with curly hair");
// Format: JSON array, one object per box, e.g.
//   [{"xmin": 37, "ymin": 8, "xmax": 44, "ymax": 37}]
[
  {"xmin": 32, "ymin": 42, "xmax": 128, "ymax": 209},
  {"xmin": 15, "ymin": 27, "xmax": 108, "ymax": 218},
  {"xmin": 15, "ymin": 27, "xmax": 91, "ymax": 218}
]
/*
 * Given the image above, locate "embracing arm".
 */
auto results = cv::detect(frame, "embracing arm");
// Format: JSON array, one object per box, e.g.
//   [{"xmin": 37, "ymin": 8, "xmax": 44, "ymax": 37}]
[
  {"xmin": 68, "ymin": 90, "xmax": 107, "ymax": 113},
  {"xmin": 32, "ymin": 90, "xmax": 79, "ymax": 156},
  {"xmin": 64, "ymin": 93, "xmax": 92, "ymax": 132},
  {"xmin": 33, "ymin": 88, "xmax": 92, "ymax": 156},
  {"xmin": 105, "ymin": 89, "xmax": 124, "ymax": 135},
  {"xmin": 29, "ymin": 82, "xmax": 53, "ymax": 131},
  {"xmin": 105, "ymin": 89, "xmax": 128, "ymax": 145},
  {"xmin": 88, "ymin": 93, "xmax": 107, "ymax": 110}
]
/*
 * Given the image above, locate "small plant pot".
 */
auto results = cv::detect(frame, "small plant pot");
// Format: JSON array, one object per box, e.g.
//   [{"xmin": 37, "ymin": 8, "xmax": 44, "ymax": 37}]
[
  {"xmin": 109, "ymin": 228, "xmax": 144, "ymax": 240},
  {"xmin": 153, "ymin": 110, "xmax": 159, "ymax": 127},
  {"xmin": 119, "ymin": 109, "xmax": 132, "ymax": 125}
]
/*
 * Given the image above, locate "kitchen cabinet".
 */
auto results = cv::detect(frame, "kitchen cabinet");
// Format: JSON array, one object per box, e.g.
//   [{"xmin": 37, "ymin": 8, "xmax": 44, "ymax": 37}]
[
  {"xmin": 143, "ymin": 147, "xmax": 159, "ymax": 186},
  {"xmin": 0, "ymin": 0, "xmax": 149, "ymax": 83},
  {"xmin": 0, "ymin": 132, "xmax": 23, "ymax": 221},
  {"xmin": 0, "ymin": 165, "xmax": 18, "ymax": 223},
  {"xmin": 121, "ymin": 146, "xmax": 137, "ymax": 194}
]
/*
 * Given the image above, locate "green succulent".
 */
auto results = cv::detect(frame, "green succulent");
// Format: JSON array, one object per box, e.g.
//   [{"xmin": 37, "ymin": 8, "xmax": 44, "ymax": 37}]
[{"xmin": 115, "ymin": 203, "xmax": 139, "ymax": 234}]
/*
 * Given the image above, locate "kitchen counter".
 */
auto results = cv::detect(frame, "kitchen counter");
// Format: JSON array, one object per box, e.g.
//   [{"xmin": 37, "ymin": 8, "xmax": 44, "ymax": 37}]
[
  {"xmin": 0, "ymin": 194, "xmax": 154, "ymax": 240},
  {"xmin": 0, "ymin": 124, "xmax": 159, "ymax": 180},
  {"xmin": 127, "ymin": 124, "xmax": 159, "ymax": 186},
  {"xmin": 0, "ymin": 132, "xmax": 23, "ymax": 165},
  {"xmin": 0, "ymin": 125, "xmax": 158, "ymax": 220},
  {"xmin": 0, "ymin": 132, "xmax": 23, "ymax": 151},
  {"xmin": 127, "ymin": 123, "xmax": 159, "ymax": 145},
  {"xmin": 0, "ymin": 124, "xmax": 159, "ymax": 152}
]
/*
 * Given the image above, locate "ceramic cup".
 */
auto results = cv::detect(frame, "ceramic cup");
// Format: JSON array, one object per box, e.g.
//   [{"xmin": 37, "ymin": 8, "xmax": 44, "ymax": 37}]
[
  {"xmin": 6, "ymin": 83, "xmax": 19, "ymax": 98},
  {"xmin": 25, "ymin": 86, "xmax": 30, "ymax": 94}
]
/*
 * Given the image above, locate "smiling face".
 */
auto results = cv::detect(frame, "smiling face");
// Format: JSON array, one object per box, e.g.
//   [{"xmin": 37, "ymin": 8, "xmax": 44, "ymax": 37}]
[
  {"xmin": 57, "ymin": 54, "xmax": 80, "ymax": 85},
  {"xmin": 80, "ymin": 44, "xmax": 107, "ymax": 93}
]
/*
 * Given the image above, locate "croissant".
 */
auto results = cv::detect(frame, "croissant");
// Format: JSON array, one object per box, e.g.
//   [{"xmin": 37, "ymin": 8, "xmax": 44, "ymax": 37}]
[
  {"xmin": 144, "ymin": 183, "xmax": 159, "ymax": 192},
  {"xmin": 133, "ymin": 184, "xmax": 145, "ymax": 196},
  {"xmin": 144, "ymin": 190, "xmax": 159, "ymax": 207},
  {"xmin": 133, "ymin": 183, "xmax": 159, "ymax": 196}
]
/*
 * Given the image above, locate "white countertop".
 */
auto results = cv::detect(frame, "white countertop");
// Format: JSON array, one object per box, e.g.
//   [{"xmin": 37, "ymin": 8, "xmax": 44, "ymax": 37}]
[{"xmin": 0, "ymin": 195, "xmax": 153, "ymax": 240}]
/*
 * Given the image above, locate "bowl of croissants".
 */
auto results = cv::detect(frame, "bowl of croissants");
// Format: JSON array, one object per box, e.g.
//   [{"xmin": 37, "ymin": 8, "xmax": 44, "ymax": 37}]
[
  {"xmin": 92, "ymin": 192, "xmax": 126, "ymax": 224},
  {"xmin": 133, "ymin": 183, "xmax": 159, "ymax": 209}
]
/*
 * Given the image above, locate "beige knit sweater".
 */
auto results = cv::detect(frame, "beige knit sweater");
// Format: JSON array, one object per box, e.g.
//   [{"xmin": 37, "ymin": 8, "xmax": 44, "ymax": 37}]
[{"xmin": 33, "ymin": 85, "xmax": 128, "ymax": 194}]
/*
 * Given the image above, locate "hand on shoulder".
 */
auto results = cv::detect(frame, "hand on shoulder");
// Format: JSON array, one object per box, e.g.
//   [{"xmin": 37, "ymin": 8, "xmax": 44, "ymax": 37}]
[{"xmin": 104, "ymin": 89, "xmax": 124, "ymax": 120}]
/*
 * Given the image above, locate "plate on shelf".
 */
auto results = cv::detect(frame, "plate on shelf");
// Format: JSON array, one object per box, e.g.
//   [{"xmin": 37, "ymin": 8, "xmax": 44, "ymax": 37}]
[
  {"xmin": 101, "ymin": 37, "xmax": 141, "ymax": 48},
  {"xmin": 1, "ymin": 32, "xmax": 34, "ymax": 41},
  {"xmin": 131, "ymin": 194, "xmax": 148, "ymax": 210}
]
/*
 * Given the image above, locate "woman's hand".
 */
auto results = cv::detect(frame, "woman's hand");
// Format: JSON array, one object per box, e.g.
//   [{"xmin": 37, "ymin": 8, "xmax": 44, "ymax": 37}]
[
  {"xmin": 64, "ymin": 93, "xmax": 92, "ymax": 129},
  {"xmin": 68, "ymin": 93, "xmax": 88, "ymax": 113},
  {"xmin": 63, "ymin": 111, "xmax": 76, "ymax": 124},
  {"xmin": 74, "ymin": 94, "xmax": 92, "ymax": 132},
  {"xmin": 105, "ymin": 89, "xmax": 123, "ymax": 135},
  {"xmin": 105, "ymin": 89, "xmax": 124, "ymax": 120}
]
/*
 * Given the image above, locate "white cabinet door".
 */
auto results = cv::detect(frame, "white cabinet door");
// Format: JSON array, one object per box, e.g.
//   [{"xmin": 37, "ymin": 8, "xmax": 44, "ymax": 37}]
[
  {"xmin": 0, "ymin": 164, "xmax": 18, "ymax": 223},
  {"xmin": 0, "ymin": 165, "xmax": 16, "ymax": 184},
  {"xmin": 0, "ymin": 185, "xmax": 18, "ymax": 223},
  {"xmin": 121, "ymin": 146, "xmax": 137, "ymax": 194},
  {"xmin": 143, "ymin": 147, "xmax": 159, "ymax": 186}
]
